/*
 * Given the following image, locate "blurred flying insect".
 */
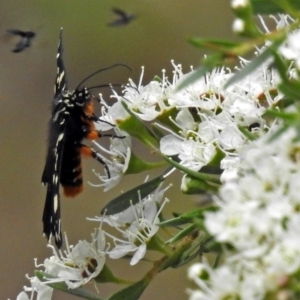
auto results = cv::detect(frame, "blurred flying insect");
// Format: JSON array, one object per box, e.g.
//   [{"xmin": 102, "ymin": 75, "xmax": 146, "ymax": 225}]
[
  {"xmin": 6, "ymin": 29, "xmax": 36, "ymax": 53},
  {"xmin": 108, "ymin": 7, "xmax": 136, "ymax": 27}
]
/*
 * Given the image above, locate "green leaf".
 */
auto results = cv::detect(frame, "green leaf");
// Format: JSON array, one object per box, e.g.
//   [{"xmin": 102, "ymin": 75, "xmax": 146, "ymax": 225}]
[
  {"xmin": 251, "ymin": 0, "xmax": 300, "ymax": 14},
  {"xmin": 155, "ymin": 107, "xmax": 181, "ymax": 133},
  {"xmin": 35, "ymin": 271, "xmax": 104, "ymax": 300},
  {"xmin": 94, "ymin": 264, "xmax": 132, "ymax": 285},
  {"xmin": 238, "ymin": 125, "xmax": 257, "ymax": 141},
  {"xmin": 200, "ymin": 165, "xmax": 223, "ymax": 174},
  {"xmin": 208, "ymin": 147, "xmax": 226, "ymax": 168},
  {"xmin": 181, "ymin": 175, "xmax": 219, "ymax": 194},
  {"xmin": 118, "ymin": 102, "xmax": 159, "ymax": 150},
  {"xmin": 176, "ymin": 53, "xmax": 224, "ymax": 92},
  {"xmin": 108, "ymin": 279, "xmax": 150, "ymax": 300},
  {"xmin": 165, "ymin": 224, "xmax": 198, "ymax": 244},
  {"xmin": 176, "ymin": 65, "xmax": 212, "ymax": 92},
  {"xmin": 125, "ymin": 151, "xmax": 167, "ymax": 175},
  {"xmin": 188, "ymin": 37, "xmax": 241, "ymax": 51},
  {"xmin": 278, "ymin": 80, "xmax": 300, "ymax": 101},
  {"xmin": 171, "ymin": 247, "xmax": 200, "ymax": 268},
  {"xmin": 225, "ymin": 46, "xmax": 273, "ymax": 88},
  {"xmin": 163, "ymin": 155, "xmax": 221, "ymax": 184},
  {"xmin": 171, "ymin": 240, "xmax": 208, "ymax": 268},
  {"xmin": 264, "ymin": 109, "xmax": 299, "ymax": 121},
  {"xmin": 271, "ymin": 46, "xmax": 290, "ymax": 81},
  {"xmin": 101, "ymin": 171, "xmax": 167, "ymax": 215},
  {"xmin": 158, "ymin": 207, "xmax": 218, "ymax": 227}
]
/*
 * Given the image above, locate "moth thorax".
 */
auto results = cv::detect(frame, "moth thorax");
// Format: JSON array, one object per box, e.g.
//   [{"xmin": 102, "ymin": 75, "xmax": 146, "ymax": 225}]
[{"xmin": 73, "ymin": 87, "xmax": 91, "ymax": 107}]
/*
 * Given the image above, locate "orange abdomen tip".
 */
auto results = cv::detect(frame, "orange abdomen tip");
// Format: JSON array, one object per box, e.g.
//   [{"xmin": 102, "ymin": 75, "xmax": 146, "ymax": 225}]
[{"xmin": 63, "ymin": 185, "xmax": 84, "ymax": 197}]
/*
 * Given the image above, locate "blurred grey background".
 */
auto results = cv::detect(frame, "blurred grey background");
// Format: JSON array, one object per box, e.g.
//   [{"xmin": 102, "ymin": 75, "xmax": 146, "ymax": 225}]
[{"xmin": 0, "ymin": 1, "xmax": 235, "ymax": 299}]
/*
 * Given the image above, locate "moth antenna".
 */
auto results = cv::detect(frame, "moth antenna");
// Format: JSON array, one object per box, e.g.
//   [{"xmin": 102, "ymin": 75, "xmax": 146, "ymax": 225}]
[
  {"xmin": 87, "ymin": 83, "xmax": 123, "ymax": 91},
  {"xmin": 76, "ymin": 64, "xmax": 131, "ymax": 89}
]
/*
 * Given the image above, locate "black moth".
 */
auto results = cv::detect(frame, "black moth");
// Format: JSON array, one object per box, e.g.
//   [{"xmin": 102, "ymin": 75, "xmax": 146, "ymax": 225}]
[{"xmin": 42, "ymin": 29, "xmax": 113, "ymax": 248}]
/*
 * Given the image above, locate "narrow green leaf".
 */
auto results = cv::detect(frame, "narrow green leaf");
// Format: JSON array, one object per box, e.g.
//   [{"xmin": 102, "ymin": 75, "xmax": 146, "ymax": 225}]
[
  {"xmin": 182, "ymin": 175, "xmax": 219, "ymax": 194},
  {"xmin": 251, "ymin": 0, "xmax": 300, "ymax": 14},
  {"xmin": 171, "ymin": 242, "xmax": 203, "ymax": 268},
  {"xmin": 264, "ymin": 109, "xmax": 299, "ymax": 121},
  {"xmin": 94, "ymin": 264, "xmax": 132, "ymax": 284},
  {"xmin": 119, "ymin": 102, "xmax": 159, "ymax": 150},
  {"xmin": 188, "ymin": 37, "xmax": 241, "ymax": 51},
  {"xmin": 225, "ymin": 37, "xmax": 286, "ymax": 88},
  {"xmin": 278, "ymin": 81, "xmax": 300, "ymax": 100},
  {"xmin": 176, "ymin": 53, "xmax": 228, "ymax": 92},
  {"xmin": 200, "ymin": 165, "xmax": 223, "ymax": 175},
  {"xmin": 125, "ymin": 151, "xmax": 167, "ymax": 175},
  {"xmin": 225, "ymin": 46, "xmax": 272, "ymax": 88},
  {"xmin": 165, "ymin": 224, "xmax": 197, "ymax": 244},
  {"xmin": 176, "ymin": 65, "xmax": 213, "ymax": 92},
  {"xmin": 163, "ymin": 155, "xmax": 221, "ymax": 184},
  {"xmin": 271, "ymin": 46, "xmax": 290, "ymax": 81},
  {"xmin": 159, "ymin": 207, "xmax": 218, "ymax": 227},
  {"xmin": 238, "ymin": 125, "xmax": 257, "ymax": 141},
  {"xmin": 172, "ymin": 250, "xmax": 200, "ymax": 268},
  {"xmin": 108, "ymin": 279, "xmax": 149, "ymax": 300},
  {"xmin": 101, "ymin": 172, "xmax": 166, "ymax": 215},
  {"xmin": 35, "ymin": 271, "xmax": 104, "ymax": 300}
]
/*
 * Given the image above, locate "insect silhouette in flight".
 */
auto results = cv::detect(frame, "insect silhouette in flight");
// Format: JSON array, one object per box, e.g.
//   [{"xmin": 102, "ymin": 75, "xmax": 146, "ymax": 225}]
[
  {"xmin": 108, "ymin": 7, "xmax": 136, "ymax": 27},
  {"xmin": 6, "ymin": 29, "xmax": 36, "ymax": 53}
]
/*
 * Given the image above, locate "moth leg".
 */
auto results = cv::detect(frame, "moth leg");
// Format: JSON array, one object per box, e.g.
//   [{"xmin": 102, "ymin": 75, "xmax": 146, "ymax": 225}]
[
  {"xmin": 98, "ymin": 131, "xmax": 126, "ymax": 139},
  {"xmin": 80, "ymin": 144, "xmax": 111, "ymax": 178},
  {"xmin": 82, "ymin": 124, "xmax": 125, "ymax": 140},
  {"xmin": 83, "ymin": 113, "xmax": 111, "ymax": 125},
  {"xmin": 84, "ymin": 113, "xmax": 114, "ymax": 126}
]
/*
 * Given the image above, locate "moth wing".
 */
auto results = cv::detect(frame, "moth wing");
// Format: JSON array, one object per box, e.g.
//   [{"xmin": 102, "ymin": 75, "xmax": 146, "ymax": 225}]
[
  {"xmin": 54, "ymin": 28, "xmax": 68, "ymax": 98},
  {"xmin": 42, "ymin": 28, "xmax": 68, "ymax": 248},
  {"xmin": 42, "ymin": 109, "xmax": 67, "ymax": 248}
]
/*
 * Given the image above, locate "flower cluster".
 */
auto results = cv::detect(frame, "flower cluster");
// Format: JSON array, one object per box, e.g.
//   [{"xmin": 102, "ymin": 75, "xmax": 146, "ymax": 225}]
[
  {"xmin": 92, "ymin": 57, "xmax": 283, "ymax": 193},
  {"xmin": 15, "ymin": 184, "xmax": 169, "ymax": 299},
  {"xmin": 188, "ymin": 127, "xmax": 300, "ymax": 299},
  {"xmin": 16, "ymin": 228, "xmax": 106, "ymax": 300}
]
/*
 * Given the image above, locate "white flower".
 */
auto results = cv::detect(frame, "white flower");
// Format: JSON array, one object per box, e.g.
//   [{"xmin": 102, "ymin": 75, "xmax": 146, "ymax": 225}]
[
  {"xmin": 90, "ymin": 184, "xmax": 169, "ymax": 265},
  {"xmin": 188, "ymin": 260, "xmax": 267, "ymax": 299},
  {"xmin": 96, "ymin": 94, "xmax": 130, "ymax": 129},
  {"xmin": 90, "ymin": 131, "xmax": 131, "ymax": 191},
  {"xmin": 169, "ymin": 63, "xmax": 231, "ymax": 110},
  {"xmin": 232, "ymin": 19, "xmax": 245, "ymax": 33},
  {"xmin": 42, "ymin": 229, "xmax": 106, "ymax": 288},
  {"xmin": 187, "ymin": 263, "xmax": 207, "ymax": 280},
  {"xmin": 16, "ymin": 292, "xmax": 29, "ymax": 300},
  {"xmin": 220, "ymin": 155, "xmax": 240, "ymax": 182},
  {"xmin": 111, "ymin": 66, "xmax": 170, "ymax": 121},
  {"xmin": 16, "ymin": 276, "xmax": 53, "ymax": 300},
  {"xmin": 218, "ymin": 124, "xmax": 245, "ymax": 150},
  {"xmin": 187, "ymin": 290, "xmax": 211, "ymax": 300},
  {"xmin": 176, "ymin": 109, "xmax": 198, "ymax": 133},
  {"xmin": 160, "ymin": 135, "xmax": 216, "ymax": 172},
  {"xmin": 231, "ymin": 0, "xmax": 249, "ymax": 9},
  {"xmin": 280, "ymin": 29, "xmax": 300, "ymax": 69}
]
